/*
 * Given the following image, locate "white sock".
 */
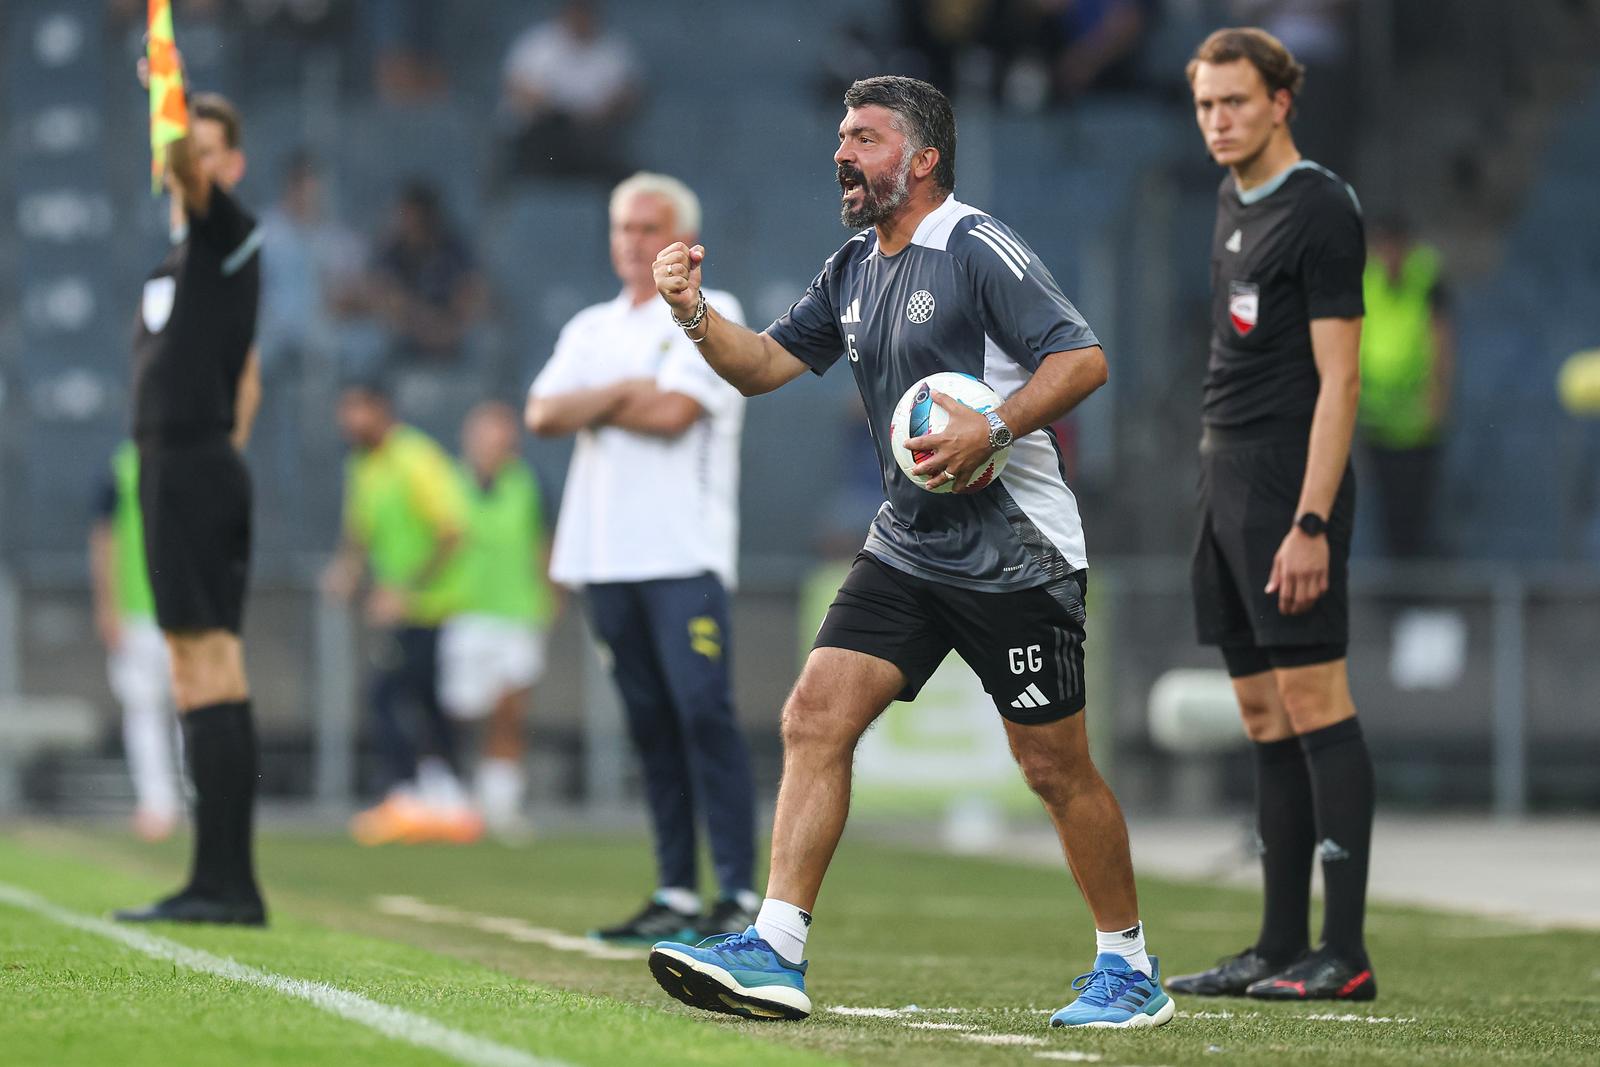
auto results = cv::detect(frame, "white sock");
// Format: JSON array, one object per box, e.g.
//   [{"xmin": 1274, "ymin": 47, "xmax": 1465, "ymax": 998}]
[
  {"xmin": 475, "ymin": 758, "xmax": 526, "ymax": 826},
  {"xmin": 123, "ymin": 693, "xmax": 180, "ymax": 819},
  {"xmin": 417, "ymin": 757, "xmax": 469, "ymax": 810},
  {"xmin": 653, "ymin": 886, "xmax": 700, "ymax": 916},
  {"xmin": 755, "ymin": 898, "xmax": 811, "ymax": 964},
  {"xmin": 1097, "ymin": 922, "xmax": 1153, "ymax": 978}
]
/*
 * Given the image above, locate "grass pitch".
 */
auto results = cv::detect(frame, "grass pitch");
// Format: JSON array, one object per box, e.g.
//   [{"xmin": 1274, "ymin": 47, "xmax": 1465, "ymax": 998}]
[{"xmin": 2, "ymin": 825, "xmax": 1596, "ymax": 1067}]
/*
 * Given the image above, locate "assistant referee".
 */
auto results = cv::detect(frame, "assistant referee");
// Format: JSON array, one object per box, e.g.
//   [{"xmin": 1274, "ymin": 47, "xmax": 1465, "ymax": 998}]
[
  {"xmin": 115, "ymin": 71, "xmax": 266, "ymax": 925},
  {"xmin": 1167, "ymin": 29, "xmax": 1374, "ymax": 1001}
]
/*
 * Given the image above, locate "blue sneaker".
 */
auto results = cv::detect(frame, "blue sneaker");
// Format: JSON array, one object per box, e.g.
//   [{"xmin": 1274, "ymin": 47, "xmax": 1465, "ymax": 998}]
[
  {"xmin": 1050, "ymin": 953, "xmax": 1175, "ymax": 1029},
  {"xmin": 649, "ymin": 926, "xmax": 811, "ymax": 1021}
]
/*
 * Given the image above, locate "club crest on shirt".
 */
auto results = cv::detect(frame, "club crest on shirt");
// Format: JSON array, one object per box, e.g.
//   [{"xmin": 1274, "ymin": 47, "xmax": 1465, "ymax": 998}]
[
  {"xmin": 142, "ymin": 276, "xmax": 176, "ymax": 333},
  {"xmin": 906, "ymin": 289, "xmax": 935, "ymax": 324},
  {"xmin": 1228, "ymin": 280, "xmax": 1259, "ymax": 336}
]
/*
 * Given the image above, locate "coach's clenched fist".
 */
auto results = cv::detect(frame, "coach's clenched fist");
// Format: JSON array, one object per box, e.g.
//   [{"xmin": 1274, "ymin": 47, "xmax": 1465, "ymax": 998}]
[{"xmin": 654, "ymin": 242, "xmax": 704, "ymax": 318}]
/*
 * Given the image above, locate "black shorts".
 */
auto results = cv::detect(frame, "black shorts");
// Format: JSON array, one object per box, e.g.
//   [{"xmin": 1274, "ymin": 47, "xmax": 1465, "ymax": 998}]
[
  {"xmin": 1192, "ymin": 428, "xmax": 1353, "ymax": 673},
  {"xmin": 814, "ymin": 552, "xmax": 1088, "ymax": 724},
  {"xmin": 138, "ymin": 438, "xmax": 253, "ymax": 634}
]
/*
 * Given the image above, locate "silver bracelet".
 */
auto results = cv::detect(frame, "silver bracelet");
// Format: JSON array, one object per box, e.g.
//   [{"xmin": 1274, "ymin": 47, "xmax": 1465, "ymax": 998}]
[{"xmin": 671, "ymin": 290, "xmax": 708, "ymax": 332}]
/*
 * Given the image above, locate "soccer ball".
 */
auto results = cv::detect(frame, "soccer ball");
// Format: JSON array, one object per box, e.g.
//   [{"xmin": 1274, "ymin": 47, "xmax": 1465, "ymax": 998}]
[{"xmin": 889, "ymin": 372, "xmax": 1011, "ymax": 494}]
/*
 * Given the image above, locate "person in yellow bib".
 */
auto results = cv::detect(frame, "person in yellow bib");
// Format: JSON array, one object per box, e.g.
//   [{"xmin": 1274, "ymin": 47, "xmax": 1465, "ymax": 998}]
[
  {"xmin": 440, "ymin": 401, "xmax": 558, "ymax": 840},
  {"xmin": 322, "ymin": 380, "xmax": 480, "ymax": 844},
  {"xmin": 1357, "ymin": 217, "xmax": 1454, "ymax": 558},
  {"xmin": 90, "ymin": 442, "xmax": 182, "ymax": 843}
]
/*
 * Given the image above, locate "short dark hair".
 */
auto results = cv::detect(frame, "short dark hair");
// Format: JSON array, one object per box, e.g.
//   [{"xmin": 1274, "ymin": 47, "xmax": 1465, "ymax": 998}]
[
  {"xmin": 1186, "ymin": 28, "xmax": 1306, "ymax": 115},
  {"xmin": 843, "ymin": 76, "xmax": 956, "ymax": 192},
  {"xmin": 190, "ymin": 92, "xmax": 243, "ymax": 148},
  {"xmin": 339, "ymin": 374, "xmax": 392, "ymax": 404}
]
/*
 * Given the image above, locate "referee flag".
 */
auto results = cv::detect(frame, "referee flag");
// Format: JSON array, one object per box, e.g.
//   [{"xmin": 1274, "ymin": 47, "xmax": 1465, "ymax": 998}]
[{"xmin": 147, "ymin": 0, "xmax": 188, "ymax": 194}]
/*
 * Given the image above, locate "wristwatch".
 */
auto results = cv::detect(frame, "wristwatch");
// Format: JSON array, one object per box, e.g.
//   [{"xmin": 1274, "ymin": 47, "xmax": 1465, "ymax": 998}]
[
  {"xmin": 985, "ymin": 411, "xmax": 1014, "ymax": 450},
  {"xmin": 1296, "ymin": 511, "xmax": 1328, "ymax": 537}
]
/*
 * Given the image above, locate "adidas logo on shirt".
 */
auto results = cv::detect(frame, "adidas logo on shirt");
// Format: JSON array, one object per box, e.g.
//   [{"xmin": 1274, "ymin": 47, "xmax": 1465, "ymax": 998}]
[
  {"xmin": 839, "ymin": 297, "xmax": 862, "ymax": 325},
  {"xmin": 1010, "ymin": 683, "xmax": 1049, "ymax": 710},
  {"xmin": 1225, "ymin": 228, "xmax": 1243, "ymax": 253}
]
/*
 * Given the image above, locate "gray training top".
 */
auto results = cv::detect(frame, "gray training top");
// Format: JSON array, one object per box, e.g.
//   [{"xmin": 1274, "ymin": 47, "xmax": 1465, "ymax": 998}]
[{"xmin": 766, "ymin": 196, "xmax": 1099, "ymax": 592}]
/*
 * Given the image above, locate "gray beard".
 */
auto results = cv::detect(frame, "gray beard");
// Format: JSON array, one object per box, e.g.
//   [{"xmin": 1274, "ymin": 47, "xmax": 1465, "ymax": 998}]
[{"xmin": 840, "ymin": 161, "xmax": 911, "ymax": 229}]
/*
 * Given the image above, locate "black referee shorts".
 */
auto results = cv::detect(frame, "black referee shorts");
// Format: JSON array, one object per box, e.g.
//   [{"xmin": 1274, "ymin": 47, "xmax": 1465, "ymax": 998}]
[
  {"xmin": 814, "ymin": 553, "xmax": 1088, "ymax": 724},
  {"xmin": 138, "ymin": 438, "xmax": 252, "ymax": 634},
  {"xmin": 1191, "ymin": 428, "xmax": 1354, "ymax": 676}
]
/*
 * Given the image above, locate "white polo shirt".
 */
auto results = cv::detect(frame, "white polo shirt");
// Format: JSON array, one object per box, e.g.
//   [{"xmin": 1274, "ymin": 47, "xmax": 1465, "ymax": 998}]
[{"xmin": 530, "ymin": 289, "xmax": 745, "ymax": 589}]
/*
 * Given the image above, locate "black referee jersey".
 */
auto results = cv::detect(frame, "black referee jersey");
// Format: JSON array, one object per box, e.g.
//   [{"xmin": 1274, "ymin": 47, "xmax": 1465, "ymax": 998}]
[
  {"xmin": 133, "ymin": 185, "xmax": 262, "ymax": 445},
  {"xmin": 1204, "ymin": 161, "xmax": 1364, "ymax": 436}
]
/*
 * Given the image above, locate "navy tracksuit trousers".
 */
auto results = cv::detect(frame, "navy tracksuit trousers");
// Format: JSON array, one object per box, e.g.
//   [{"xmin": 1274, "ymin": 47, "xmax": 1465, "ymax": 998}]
[{"xmin": 585, "ymin": 572, "xmax": 756, "ymax": 897}]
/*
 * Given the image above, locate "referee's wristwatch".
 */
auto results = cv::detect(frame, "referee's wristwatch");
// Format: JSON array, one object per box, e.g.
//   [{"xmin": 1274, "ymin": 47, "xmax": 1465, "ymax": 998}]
[
  {"xmin": 985, "ymin": 411, "xmax": 1014, "ymax": 451},
  {"xmin": 1296, "ymin": 511, "xmax": 1328, "ymax": 537}
]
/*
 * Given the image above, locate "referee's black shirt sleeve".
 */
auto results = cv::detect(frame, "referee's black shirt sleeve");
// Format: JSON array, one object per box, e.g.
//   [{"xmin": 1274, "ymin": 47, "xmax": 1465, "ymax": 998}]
[
  {"xmin": 187, "ymin": 185, "xmax": 256, "ymax": 258},
  {"xmin": 1299, "ymin": 188, "xmax": 1366, "ymax": 321}
]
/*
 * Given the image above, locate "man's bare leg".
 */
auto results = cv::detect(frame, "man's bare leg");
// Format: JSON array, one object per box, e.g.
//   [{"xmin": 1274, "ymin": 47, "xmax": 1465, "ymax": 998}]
[
  {"xmin": 646, "ymin": 647, "xmax": 902, "ymax": 1017},
  {"xmin": 1004, "ymin": 712, "xmax": 1138, "ymax": 932},
  {"xmin": 762, "ymin": 647, "xmax": 905, "ymax": 913},
  {"xmin": 165, "ymin": 629, "xmax": 248, "ymax": 711},
  {"xmin": 479, "ymin": 686, "xmax": 531, "ymax": 834},
  {"xmin": 484, "ymin": 686, "xmax": 530, "ymax": 761}
]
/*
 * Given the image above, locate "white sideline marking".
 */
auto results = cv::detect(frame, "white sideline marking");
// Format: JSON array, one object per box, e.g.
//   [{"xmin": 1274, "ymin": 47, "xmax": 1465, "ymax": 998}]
[
  {"xmin": 905, "ymin": 1022, "xmax": 977, "ymax": 1031},
  {"xmin": 1033, "ymin": 1054, "xmax": 1104, "ymax": 1063},
  {"xmin": 827, "ymin": 1005, "xmax": 963, "ymax": 1018},
  {"xmin": 962, "ymin": 1033, "xmax": 1047, "ymax": 1047},
  {"xmin": 0, "ymin": 883, "xmax": 566, "ymax": 1067},
  {"xmin": 1175, "ymin": 1009, "xmax": 1415, "ymax": 1025},
  {"xmin": 374, "ymin": 895, "xmax": 645, "ymax": 961}
]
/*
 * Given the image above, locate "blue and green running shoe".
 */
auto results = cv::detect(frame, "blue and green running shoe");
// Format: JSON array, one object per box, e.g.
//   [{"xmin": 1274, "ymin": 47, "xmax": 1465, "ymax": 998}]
[
  {"xmin": 1049, "ymin": 953, "xmax": 1175, "ymax": 1029},
  {"xmin": 649, "ymin": 926, "xmax": 811, "ymax": 1021}
]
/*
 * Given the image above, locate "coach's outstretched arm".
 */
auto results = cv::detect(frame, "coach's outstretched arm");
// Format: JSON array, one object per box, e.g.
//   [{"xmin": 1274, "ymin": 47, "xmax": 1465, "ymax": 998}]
[{"xmin": 654, "ymin": 242, "xmax": 810, "ymax": 397}]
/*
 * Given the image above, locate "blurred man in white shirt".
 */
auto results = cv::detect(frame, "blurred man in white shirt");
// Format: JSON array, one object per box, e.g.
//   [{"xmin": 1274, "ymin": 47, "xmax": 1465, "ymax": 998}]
[{"xmin": 527, "ymin": 172, "xmax": 756, "ymax": 944}]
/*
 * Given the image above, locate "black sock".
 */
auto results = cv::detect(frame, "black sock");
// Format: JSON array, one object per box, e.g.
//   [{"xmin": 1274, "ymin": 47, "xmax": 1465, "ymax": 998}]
[
  {"xmin": 179, "ymin": 701, "xmax": 261, "ymax": 901},
  {"xmin": 1299, "ymin": 717, "xmax": 1375, "ymax": 963},
  {"xmin": 1252, "ymin": 736, "xmax": 1316, "ymax": 962}
]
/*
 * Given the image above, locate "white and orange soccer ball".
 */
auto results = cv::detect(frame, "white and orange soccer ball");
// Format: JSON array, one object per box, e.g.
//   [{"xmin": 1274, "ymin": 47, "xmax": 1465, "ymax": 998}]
[{"xmin": 889, "ymin": 371, "xmax": 1011, "ymax": 494}]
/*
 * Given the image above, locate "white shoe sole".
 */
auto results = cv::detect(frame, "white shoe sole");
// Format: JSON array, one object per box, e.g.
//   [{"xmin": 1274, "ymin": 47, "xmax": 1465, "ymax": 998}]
[
  {"xmin": 649, "ymin": 946, "xmax": 812, "ymax": 1020},
  {"xmin": 1051, "ymin": 995, "xmax": 1176, "ymax": 1029}
]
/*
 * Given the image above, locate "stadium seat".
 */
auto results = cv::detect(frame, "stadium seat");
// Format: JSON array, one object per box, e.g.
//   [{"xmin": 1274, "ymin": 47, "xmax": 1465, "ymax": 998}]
[
  {"xmin": 1146, "ymin": 668, "xmax": 1247, "ymax": 814},
  {"xmin": 0, "ymin": 695, "xmax": 99, "ymax": 812}
]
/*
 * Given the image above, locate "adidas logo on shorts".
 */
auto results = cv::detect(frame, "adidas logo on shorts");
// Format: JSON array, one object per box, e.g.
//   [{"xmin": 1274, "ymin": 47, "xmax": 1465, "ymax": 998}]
[{"xmin": 1010, "ymin": 683, "xmax": 1049, "ymax": 710}]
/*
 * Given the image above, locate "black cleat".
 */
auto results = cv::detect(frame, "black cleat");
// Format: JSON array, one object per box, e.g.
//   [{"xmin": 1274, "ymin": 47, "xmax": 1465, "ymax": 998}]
[
  {"xmin": 1166, "ymin": 946, "xmax": 1303, "ymax": 997},
  {"xmin": 1245, "ymin": 946, "xmax": 1376, "ymax": 1001},
  {"xmin": 113, "ymin": 889, "xmax": 266, "ymax": 927},
  {"xmin": 590, "ymin": 898, "xmax": 699, "ymax": 945},
  {"xmin": 694, "ymin": 897, "xmax": 758, "ymax": 940}
]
